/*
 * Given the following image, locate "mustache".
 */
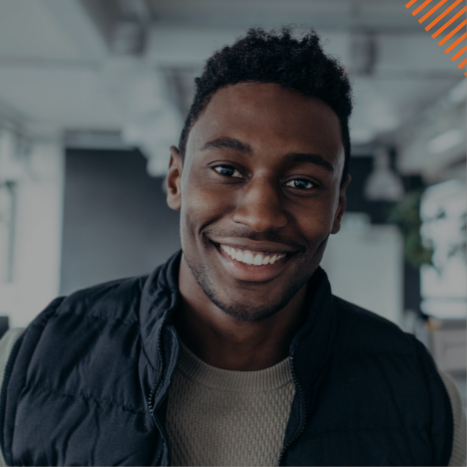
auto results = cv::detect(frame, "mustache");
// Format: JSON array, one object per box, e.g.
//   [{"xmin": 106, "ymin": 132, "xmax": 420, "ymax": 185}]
[{"xmin": 202, "ymin": 226, "xmax": 307, "ymax": 252}]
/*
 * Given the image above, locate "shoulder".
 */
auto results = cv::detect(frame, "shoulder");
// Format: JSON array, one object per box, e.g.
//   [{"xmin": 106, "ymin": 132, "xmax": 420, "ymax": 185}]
[
  {"xmin": 56, "ymin": 275, "xmax": 149, "ymax": 323},
  {"xmin": 332, "ymin": 295, "xmax": 420, "ymax": 355},
  {"xmin": 330, "ymin": 296, "xmax": 448, "ymax": 405},
  {"xmin": 2, "ymin": 276, "xmax": 154, "ymax": 403},
  {"xmin": 333, "ymin": 295, "xmax": 403, "ymax": 334},
  {"xmin": 5, "ymin": 275, "xmax": 152, "ymax": 384},
  {"xmin": 11, "ymin": 275, "xmax": 151, "ymax": 342}
]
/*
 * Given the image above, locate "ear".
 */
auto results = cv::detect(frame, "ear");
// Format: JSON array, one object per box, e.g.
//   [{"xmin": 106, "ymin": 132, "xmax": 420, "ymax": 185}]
[
  {"xmin": 166, "ymin": 146, "xmax": 183, "ymax": 211},
  {"xmin": 331, "ymin": 174, "xmax": 351, "ymax": 234}
]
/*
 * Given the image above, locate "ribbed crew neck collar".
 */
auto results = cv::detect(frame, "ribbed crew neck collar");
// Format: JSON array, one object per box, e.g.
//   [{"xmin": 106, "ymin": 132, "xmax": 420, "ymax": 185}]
[{"xmin": 177, "ymin": 341, "xmax": 293, "ymax": 393}]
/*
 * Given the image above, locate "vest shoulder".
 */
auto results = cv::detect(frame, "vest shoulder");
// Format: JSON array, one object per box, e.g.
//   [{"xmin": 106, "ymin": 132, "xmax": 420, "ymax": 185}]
[
  {"xmin": 57, "ymin": 275, "xmax": 149, "ymax": 323},
  {"xmin": 332, "ymin": 295, "xmax": 419, "ymax": 354}
]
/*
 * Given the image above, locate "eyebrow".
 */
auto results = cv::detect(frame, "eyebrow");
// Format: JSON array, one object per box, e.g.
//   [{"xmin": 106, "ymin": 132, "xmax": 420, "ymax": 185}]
[
  {"xmin": 285, "ymin": 152, "xmax": 334, "ymax": 173},
  {"xmin": 201, "ymin": 137, "xmax": 334, "ymax": 173},
  {"xmin": 201, "ymin": 137, "xmax": 253, "ymax": 154}
]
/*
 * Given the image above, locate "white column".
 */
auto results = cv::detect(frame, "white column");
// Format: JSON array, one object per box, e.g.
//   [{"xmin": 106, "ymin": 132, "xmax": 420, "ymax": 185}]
[{"xmin": 0, "ymin": 139, "xmax": 64, "ymax": 328}]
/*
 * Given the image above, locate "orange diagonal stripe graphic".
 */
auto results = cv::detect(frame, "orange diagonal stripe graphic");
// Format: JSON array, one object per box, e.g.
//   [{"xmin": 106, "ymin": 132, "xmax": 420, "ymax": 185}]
[
  {"xmin": 426, "ymin": 0, "xmax": 464, "ymax": 31},
  {"xmin": 438, "ymin": 19, "xmax": 467, "ymax": 46},
  {"xmin": 405, "ymin": 0, "xmax": 467, "ymax": 77},
  {"xmin": 419, "ymin": 0, "xmax": 450, "ymax": 23},
  {"xmin": 451, "ymin": 45, "xmax": 467, "ymax": 61},
  {"xmin": 430, "ymin": 6, "xmax": 467, "ymax": 35},
  {"xmin": 413, "ymin": 0, "xmax": 433, "ymax": 15},
  {"xmin": 445, "ymin": 32, "xmax": 467, "ymax": 54}
]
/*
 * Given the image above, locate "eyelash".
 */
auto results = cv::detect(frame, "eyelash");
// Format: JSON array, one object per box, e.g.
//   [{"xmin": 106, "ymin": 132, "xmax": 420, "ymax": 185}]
[
  {"xmin": 212, "ymin": 164, "xmax": 318, "ymax": 191},
  {"xmin": 213, "ymin": 165, "xmax": 243, "ymax": 178},
  {"xmin": 284, "ymin": 179, "xmax": 315, "ymax": 190}
]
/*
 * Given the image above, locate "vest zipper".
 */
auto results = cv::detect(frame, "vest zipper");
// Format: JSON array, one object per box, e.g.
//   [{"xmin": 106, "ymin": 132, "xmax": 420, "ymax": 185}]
[
  {"xmin": 147, "ymin": 319, "xmax": 165, "ymax": 415},
  {"xmin": 277, "ymin": 354, "xmax": 307, "ymax": 466},
  {"xmin": 153, "ymin": 440, "xmax": 164, "ymax": 466},
  {"xmin": 147, "ymin": 315, "xmax": 169, "ymax": 465}
]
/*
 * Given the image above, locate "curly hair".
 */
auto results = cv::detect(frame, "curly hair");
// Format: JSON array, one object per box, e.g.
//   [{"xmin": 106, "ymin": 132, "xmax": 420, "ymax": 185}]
[{"xmin": 178, "ymin": 27, "xmax": 353, "ymax": 182}]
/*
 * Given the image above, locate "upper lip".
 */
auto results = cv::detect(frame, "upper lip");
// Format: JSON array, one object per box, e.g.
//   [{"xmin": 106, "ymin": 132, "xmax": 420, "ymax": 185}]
[{"xmin": 210, "ymin": 237, "xmax": 299, "ymax": 254}]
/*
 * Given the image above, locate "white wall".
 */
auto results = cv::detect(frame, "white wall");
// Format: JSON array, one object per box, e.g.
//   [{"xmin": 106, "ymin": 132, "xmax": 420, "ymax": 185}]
[
  {"xmin": 321, "ymin": 213, "xmax": 404, "ymax": 326},
  {"xmin": 0, "ymin": 140, "xmax": 64, "ymax": 328}
]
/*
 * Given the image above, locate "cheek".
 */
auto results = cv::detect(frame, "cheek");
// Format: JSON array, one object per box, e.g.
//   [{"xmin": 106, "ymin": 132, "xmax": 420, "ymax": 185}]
[
  {"xmin": 291, "ymin": 201, "xmax": 337, "ymax": 239},
  {"xmin": 184, "ymin": 177, "xmax": 235, "ymax": 218},
  {"xmin": 180, "ymin": 181, "xmax": 231, "ymax": 243}
]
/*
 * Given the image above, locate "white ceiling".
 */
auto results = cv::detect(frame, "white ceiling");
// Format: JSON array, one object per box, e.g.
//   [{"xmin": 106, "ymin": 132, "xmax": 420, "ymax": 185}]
[
  {"xmin": 0, "ymin": 0, "xmax": 464, "ymax": 177},
  {"xmin": 146, "ymin": 0, "xmax": 450, "ymax": 30}
]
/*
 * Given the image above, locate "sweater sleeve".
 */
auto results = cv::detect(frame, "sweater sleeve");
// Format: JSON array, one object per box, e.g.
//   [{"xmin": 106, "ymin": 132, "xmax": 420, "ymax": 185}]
[
  {"xmin": 438, "ymin": 370, "xmax": 466, "ymax": 466},
  {"xmin": 0, "ymin": 328, "xmax": 25, "ymax": 467}
]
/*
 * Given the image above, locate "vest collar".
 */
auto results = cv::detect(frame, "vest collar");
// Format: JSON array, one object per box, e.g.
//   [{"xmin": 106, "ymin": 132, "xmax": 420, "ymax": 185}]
[
  {"xmin": 139, "ymin": 250, "xmax": 182, "ymax": 373},
  {"xmin": 138, "ymin": 250, "xmax": 338, "ymax": 400},
  {"xmin": 290, "ymin": 267, "xmax": 338, "ymax": 392}
]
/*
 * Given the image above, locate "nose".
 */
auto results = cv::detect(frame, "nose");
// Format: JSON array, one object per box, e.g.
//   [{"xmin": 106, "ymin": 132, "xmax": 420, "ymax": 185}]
[{"xmin": 232, "ymin": 177, "xmax": 288, "ymax": 232}]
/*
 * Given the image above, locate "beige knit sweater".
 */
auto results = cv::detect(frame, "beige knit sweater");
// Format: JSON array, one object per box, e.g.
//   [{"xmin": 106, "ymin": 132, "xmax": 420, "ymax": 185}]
[
  {"xmin": 0, "ymin": 329, "xmax": 464, "ymax": 466},
  {"xmin": 166, "ymin": 342, "xmax": 295, "ymax": 466}
]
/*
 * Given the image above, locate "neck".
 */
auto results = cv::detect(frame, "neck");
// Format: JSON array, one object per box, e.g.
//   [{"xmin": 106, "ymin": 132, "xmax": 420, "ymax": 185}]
[{"xmin": 176, "ymin": 255, "xmax": 308, "ymax": 371}]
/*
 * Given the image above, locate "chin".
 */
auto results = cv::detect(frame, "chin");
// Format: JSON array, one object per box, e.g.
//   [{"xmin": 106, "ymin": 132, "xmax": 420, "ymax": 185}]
[
  {"xmin": 188, "ymin": 255, "xmax": 310, "ymax": 322},
  {"xmin": 207, "ymin": 294, "xmax": 286, "ymax": 322}
]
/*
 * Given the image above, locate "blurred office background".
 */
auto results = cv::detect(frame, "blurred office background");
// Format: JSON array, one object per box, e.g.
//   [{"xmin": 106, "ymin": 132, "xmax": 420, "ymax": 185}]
[{"xmin": 0, "ymin": 0, "xmax": 465, "ymax": 397}]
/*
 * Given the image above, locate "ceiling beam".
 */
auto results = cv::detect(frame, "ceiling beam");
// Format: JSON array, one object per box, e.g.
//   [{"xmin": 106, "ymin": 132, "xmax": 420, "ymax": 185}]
[{"xmin": 39, "ymin": 0, "xmax": 108, "ymax": 60}]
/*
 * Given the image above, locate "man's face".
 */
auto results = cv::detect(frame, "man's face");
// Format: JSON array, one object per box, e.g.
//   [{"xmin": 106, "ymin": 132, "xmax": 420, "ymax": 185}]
[{"xmin": 167, "ymin": 82, "xmax": 349, "ymax": 321}]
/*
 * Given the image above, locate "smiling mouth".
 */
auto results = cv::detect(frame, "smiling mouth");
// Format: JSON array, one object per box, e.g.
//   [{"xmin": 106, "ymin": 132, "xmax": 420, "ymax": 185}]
[
  {"xmin": 210, "ymin": 240, "xmax": 298, "ymax": 282},
  {"xmin": 219, "ymin": 244, "xmax": 286, "ymax": 266}
]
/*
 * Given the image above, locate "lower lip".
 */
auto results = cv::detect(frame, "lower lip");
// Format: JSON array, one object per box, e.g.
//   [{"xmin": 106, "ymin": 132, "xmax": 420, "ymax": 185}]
[{"xmin": 214, "ymin": 244, "xmax": 291, "ymax": 282}]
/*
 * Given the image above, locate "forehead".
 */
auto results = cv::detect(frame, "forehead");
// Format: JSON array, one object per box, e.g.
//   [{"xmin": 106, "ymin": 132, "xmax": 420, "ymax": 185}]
[{"xmin": 186, "ymin": 82, "xmax": 344, "ymax": 167}]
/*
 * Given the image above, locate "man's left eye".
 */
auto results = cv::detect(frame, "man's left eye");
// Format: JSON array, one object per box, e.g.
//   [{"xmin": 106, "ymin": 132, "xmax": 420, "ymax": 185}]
[{"xmin": 285, "ymin": 179, "xmax": 315, "ymax": 190}]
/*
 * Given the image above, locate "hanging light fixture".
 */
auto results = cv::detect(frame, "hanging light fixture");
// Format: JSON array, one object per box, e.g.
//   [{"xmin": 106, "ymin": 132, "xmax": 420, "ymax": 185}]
[{"xmin": 364, "ymin": 147, "xmax": 404, "ymax": 202}]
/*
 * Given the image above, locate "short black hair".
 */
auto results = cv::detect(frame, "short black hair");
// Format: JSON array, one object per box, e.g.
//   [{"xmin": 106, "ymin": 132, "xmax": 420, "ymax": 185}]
[{"xmin": 178, "ymin": 27, "xmax": 353, "ymax": 182}]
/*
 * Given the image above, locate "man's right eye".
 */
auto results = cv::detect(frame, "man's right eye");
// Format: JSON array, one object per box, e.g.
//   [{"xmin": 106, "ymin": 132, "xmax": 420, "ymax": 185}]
[{"xmin": 213, "ymin": 165, "xmax": 243, "ymax": 178}]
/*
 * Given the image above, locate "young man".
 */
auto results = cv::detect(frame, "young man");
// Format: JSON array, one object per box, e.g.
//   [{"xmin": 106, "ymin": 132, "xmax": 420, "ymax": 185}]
[{"xmin": 0, "ymin": 28, "xmax": 464, "ymax": 466}]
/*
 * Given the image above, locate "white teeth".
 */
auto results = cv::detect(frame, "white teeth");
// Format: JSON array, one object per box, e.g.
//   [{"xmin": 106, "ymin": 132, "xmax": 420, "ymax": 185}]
[
  {"xmin": 220, "ymin": 245, "xmax": 286, "ymax": 266},
  {"xmin": 253, "ymin": 254, "xmax": 263, "ymax": 266},
  {"xmin": 243, "ymin": 252, "xmax": 253, "ymax": 265}
]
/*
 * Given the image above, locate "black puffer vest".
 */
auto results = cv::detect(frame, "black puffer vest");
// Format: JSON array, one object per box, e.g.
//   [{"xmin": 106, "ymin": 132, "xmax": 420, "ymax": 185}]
[{"xmin": 0, "ymin": 251, "xmax": 453, "ymax": 466}]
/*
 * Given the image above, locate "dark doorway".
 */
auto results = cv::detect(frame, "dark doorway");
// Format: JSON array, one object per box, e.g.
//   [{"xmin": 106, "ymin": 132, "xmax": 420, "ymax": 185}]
[{"xmin": 60, "ymin": 149, "xmax": 181, "ymax": 295}]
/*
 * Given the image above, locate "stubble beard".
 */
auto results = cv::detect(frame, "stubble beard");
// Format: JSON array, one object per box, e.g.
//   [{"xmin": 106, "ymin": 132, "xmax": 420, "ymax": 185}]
[
  {"xmin": 181, "ymin": 213, "xmax": 330, "ymax": 321},
  {"xmin": 183, "ymin": 248, "xmax": 313, "ymax": 322}
]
